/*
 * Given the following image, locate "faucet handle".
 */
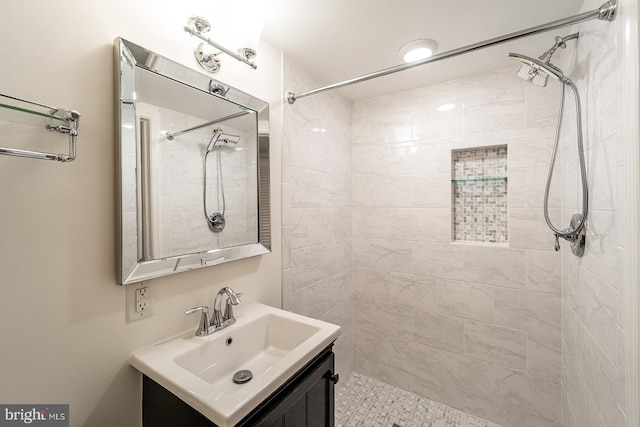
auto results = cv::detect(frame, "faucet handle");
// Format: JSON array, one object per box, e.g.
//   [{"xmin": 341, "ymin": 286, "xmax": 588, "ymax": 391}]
[
  {"xmin": 222, "ymin": 293, "xmax": 242, "ymax": 322},
  {"xmin": 185, "ymin": 306, "xmax": 211, "ymax": 336}
]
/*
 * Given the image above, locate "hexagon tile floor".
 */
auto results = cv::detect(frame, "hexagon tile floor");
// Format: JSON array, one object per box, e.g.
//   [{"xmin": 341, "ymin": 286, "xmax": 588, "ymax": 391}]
[{"xmin": 335, "ymin": 373, "xmax": 502, "ymax": 427}]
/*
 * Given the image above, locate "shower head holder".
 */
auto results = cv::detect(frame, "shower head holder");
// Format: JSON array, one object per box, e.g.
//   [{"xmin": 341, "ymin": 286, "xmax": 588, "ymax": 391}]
[{"xmin": 538, "ymin": 33, "xmax": 579, "ymax": 63}]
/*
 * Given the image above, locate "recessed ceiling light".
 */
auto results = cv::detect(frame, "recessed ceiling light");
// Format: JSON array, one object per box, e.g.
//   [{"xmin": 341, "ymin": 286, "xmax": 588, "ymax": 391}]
[{"xmin": 398, "ymin": 39, "xmax": 439, "ymax": 63}]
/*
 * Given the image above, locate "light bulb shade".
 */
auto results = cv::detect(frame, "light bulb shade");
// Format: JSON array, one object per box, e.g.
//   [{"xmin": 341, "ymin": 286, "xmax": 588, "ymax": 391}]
[{"xmin": 398, "ymin": 39, "xmax": 439, "ymax": 63}]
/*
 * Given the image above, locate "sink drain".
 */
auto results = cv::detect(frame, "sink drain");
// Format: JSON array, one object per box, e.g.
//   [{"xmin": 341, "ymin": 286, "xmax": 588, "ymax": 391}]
[{"xmin": 233, "ymin": 369, "xmax": 253, "ymax": 384}]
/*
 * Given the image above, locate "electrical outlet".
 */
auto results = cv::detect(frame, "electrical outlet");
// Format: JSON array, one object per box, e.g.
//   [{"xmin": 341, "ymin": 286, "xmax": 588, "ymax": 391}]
[
  {"xmin": 127, "ymin": 283, "xmax": 153, "ymax": 322},
  {"xmin": 136, "ymin": 287, "xmax": 149, "ymax": 313}
]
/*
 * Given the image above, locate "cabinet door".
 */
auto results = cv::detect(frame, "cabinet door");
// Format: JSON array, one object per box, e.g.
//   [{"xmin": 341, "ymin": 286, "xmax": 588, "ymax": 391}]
[{"xmin": 243, "ymin": 351, "xmax": 335, "ymax": 427}]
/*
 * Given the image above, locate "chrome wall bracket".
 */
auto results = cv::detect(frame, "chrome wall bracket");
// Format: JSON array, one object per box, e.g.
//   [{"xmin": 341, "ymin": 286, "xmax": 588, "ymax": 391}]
[
  {"xmin": 194, "ymin": 42, "xmax": 222, "ymax": 73},
  {"xmin": 0, "ymin": 93, "xmax": 80, "ymax": 162}
]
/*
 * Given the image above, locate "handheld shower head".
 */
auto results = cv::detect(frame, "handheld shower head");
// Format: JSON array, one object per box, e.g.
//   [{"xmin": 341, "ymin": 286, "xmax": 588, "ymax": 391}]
[
  {"xmin": 509, "ymin": 33, "xmax": 580, "ymax": 87},
  {"xmin": 206, "ymin": 128, "xmax": 239, "ymax": 152},
  {"xmin": 508, "ymin": 53, "xmax": 566, "ymax": 87},
  {"xmin": 508, "ymin": 33, "xmax": 577, "ymax": 87}
]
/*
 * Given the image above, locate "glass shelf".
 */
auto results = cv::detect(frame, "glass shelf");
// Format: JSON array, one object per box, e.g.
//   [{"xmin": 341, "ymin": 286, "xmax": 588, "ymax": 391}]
[
  {"xmin": 0, "ymin": 99, "xmax": 66, "ymax": 130},
  {"xmin": 451, "ymin": 177, "xmax": 507, "ymax": 183}
]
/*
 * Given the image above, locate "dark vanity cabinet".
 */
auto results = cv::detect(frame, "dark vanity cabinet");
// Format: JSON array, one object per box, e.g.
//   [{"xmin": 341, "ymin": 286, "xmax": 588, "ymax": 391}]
[{"xmin": 142, "ymin": 346, "xmax": 337, "ymax": 427}]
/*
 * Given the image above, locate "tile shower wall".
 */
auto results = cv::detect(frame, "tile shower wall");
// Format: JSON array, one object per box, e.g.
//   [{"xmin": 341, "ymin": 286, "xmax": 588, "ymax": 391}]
[
  {"xmin": 559, "ymin": 1, "xmax": 628, "ymax": 426},
  {"xmin": 282, "ymin": 56, "xmax": 354, "ymax": 380},
  {"xmin": 351, "ymin": 68, "xmax": 563, "ymax": 426}
]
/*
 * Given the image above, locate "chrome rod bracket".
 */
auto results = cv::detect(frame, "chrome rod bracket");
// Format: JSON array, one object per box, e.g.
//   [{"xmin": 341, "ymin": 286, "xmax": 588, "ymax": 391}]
[
  {"xmin": 598, "ymin": 0, "xmax": 617, "ymax": 21},
  {"xmin": 165, "ymin": 110, "xmax": 252, "ymax": 141}
]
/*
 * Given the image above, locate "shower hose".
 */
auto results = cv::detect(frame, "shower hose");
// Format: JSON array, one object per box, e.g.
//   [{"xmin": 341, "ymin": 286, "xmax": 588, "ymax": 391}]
[
  {"xmin": 203, "ymin": 146, "xmax": 226, "ymax": 231},
  {"xmin": 544, "ymin": 79, "xmax": 589, "ymax": 250}
]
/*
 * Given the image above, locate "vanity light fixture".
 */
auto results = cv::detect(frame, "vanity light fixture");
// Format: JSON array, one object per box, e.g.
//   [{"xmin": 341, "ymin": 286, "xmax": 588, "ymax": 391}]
[
  {"xmin": 184, "ymin": 16, "xmax": 258, "ymax": 73},
  {"xmin": 398, "ymin": 39, "xmax": 439, "ymax": 63}
]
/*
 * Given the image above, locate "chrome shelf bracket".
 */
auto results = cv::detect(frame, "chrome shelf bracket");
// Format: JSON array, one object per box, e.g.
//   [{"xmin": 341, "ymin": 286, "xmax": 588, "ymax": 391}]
[{"xmin": 0, "ymin": 93, "xmax": 80, "ymax": 162}]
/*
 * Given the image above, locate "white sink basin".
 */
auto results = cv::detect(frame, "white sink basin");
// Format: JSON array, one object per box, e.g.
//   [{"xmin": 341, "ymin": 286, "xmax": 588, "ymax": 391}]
[{"xmin": 130, "ymin": 303, "xmax": 341, "ymax": 427}]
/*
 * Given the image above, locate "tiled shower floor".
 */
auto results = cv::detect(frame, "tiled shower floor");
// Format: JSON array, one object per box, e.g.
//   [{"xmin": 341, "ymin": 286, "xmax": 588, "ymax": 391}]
[{"xmin": 336, "ymin": 373, "xmax": 501, "ymax": 427}]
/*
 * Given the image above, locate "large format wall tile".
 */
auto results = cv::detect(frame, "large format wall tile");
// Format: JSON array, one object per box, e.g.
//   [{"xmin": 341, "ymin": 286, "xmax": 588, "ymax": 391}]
[
  {"xmin": 410, "ymin": 242, "xmax": 465, "ymax": 279},
  {"xmin": 291, "ymin": 239, "xmax": 351, "ymax": 290},
  {"xmin": 352, "ymin": 207, "xmax": 438, "ymax": 242},
  {"xmin": 558, "ymin": 2, "xmax": 627, "ymax": 425},
  {"xmin": 463, "ymin": 87, "xmax": 526, "ymax": 133},
  {"xmin": 495, "ymin": 288, "xmax": 561, "ymax": 337},
  {"xmin": 493, "ymin": 366, "xmax": 561, "ymax": 423},
  {"xmin": 283, "ymin": 57, "xmax": 354, "ymax": 382},
  {"xmin": 463, "ymin": 393, "xmax": 529, "ymax": 427},
  {"xmin": 463, "ymin": 321, "xmax": 527, "ymax": 370},
  {"xmin": 462, "ymin": 245, "xmax": 526, "ymax": 288},
  {"xmin": 353, "ymin": 296, "xmax": 413, "ymax": 339},
  {"xmin": 525, "ymin": 250, "xmax": 561, "ymax": 294},
  {"xmin": 413, "ymin": 309, "xmax": 465, "ymax": 353},
  {"xmin": 527, "ymin": 333, "xmax": 561, "ymax": 380},
  {"xmin": 353, "ymin": 237, "xmax": 413, "ymax": 272}
]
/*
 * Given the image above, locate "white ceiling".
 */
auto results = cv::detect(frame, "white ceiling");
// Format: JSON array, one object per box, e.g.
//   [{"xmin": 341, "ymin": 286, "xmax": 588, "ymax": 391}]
[{"xmin": 261, "ymin": 0, "xmax": 586, "ymax": 100}]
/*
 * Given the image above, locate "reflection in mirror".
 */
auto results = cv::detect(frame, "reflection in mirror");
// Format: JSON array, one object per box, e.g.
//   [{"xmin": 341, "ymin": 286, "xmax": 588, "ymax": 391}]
[{"xmin": 115, "ymin": 38, "xmax": 270, "ymax": 285}]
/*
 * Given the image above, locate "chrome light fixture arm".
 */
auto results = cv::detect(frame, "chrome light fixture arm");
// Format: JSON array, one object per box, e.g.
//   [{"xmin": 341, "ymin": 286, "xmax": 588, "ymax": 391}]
[{"xmin": 184, "ymin": 17, "xmax": 257, "ymax": 73}]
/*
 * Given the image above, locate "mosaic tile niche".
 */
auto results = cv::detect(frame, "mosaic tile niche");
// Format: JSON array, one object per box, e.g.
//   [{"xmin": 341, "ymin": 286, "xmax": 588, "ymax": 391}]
[{"xmin": 452, "ymin": 145, "xmax": 508, "ymax": 243}]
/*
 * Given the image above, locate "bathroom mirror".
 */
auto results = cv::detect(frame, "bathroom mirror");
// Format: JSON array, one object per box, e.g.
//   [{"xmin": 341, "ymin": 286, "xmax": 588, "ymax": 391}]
[{"xmin": 115, "ymin": 38, "xmax": 270, "ymax": 285}]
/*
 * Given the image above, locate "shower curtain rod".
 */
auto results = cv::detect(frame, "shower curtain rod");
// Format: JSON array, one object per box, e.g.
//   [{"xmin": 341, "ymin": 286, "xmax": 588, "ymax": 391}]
[
  {"xmin": 165, "ymin": 110, "xmax": 252, "ymax": 141},
  {"xmin": 285, "ymin": 0, "xmax": 617, "ymax": 104}
]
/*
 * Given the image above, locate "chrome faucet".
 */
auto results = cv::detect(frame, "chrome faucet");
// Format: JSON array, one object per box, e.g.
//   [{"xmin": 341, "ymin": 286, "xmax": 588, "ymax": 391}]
[
  {"xmin": 184, "ymin": 287, "xmax": 242, "ymax": 336},
  {"xmin": 212, "ymin": 287, "xmax": 242, "ymax": 328}
]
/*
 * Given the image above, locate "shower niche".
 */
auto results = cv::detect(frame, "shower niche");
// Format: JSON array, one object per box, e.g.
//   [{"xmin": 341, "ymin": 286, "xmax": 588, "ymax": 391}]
[
  {"xmin": 452, "ymin": 145, "xmax": 508, "ymax": 244},
  {"xmin": 115, "ymin": 38, "xmax": 270, "ymax": 285}
]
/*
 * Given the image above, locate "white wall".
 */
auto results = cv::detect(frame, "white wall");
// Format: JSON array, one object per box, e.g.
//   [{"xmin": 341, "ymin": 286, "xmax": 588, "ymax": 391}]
[{"xmin": 0, "ymin": 2, "xmax": 282, "ymax": 426}]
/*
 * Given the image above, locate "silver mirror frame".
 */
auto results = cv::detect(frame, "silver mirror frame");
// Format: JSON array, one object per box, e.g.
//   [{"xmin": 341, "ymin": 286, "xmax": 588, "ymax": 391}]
[{"xmin": 115, "ymin": 38, "xmax": 271, "ymax": 285}]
